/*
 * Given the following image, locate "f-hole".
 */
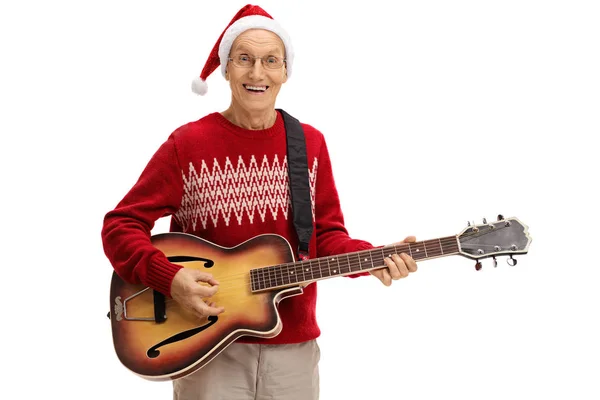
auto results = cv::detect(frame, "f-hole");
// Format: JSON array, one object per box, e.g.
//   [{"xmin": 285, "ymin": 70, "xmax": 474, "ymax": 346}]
[{"xmin": 147, "ymin": 316, "xmax": 219, "ymax": 358}]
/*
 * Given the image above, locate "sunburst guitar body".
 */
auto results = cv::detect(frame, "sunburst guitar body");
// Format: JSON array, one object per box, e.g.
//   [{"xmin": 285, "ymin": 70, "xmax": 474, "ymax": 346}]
[{"xmin": 109, "ymin": 233, "xmax": 301, "ymax": 381}]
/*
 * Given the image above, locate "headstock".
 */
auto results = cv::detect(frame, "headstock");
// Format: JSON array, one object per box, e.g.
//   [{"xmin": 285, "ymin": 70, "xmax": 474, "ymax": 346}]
[{"xmin": 458, "ymin": 215, "xmax": 532, "ymax": 270}]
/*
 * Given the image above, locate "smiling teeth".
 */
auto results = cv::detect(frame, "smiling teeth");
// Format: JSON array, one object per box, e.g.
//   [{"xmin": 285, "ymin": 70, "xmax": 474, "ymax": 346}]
[{"xmin": 245, "ymin": 85, "xmax": 267, "ymax": 91}]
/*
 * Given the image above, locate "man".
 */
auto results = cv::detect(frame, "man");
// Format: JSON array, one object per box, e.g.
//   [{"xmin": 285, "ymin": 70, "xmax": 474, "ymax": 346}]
[{"xmin": 101, "ymin": 4, "xmax": 417, "ymax": 399}]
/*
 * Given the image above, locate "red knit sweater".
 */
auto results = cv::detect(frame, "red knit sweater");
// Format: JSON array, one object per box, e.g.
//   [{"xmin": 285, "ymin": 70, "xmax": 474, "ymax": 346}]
[{"xmin": 101, "ymin": 110, "xmax": 373, "ymax": 344}]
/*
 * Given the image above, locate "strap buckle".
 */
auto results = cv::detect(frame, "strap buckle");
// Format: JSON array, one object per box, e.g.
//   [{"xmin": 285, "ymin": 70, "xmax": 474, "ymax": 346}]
[{"xmin": 298, "ymin": 243, "xmax": 310, "ymax": 261}]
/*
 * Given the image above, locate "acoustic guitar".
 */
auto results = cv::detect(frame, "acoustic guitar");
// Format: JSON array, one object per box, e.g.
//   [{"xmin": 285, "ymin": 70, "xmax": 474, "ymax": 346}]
[{"xmin": 108, "ymin": 215, "xmax": 531, "ymax": 381}]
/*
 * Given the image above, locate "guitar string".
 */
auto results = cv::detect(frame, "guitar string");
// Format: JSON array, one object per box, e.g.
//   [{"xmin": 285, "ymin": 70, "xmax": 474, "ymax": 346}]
[
  {"xmin": 150, "ymin": 236, "xmax": 517, "ymax": 309},
  {"xmin": 167, "ymin": 226, "xmax": 515, "ymax": 286},
  {"xmin": 173, "ymin": 240, "xmax": 517, "ymax": 291},
  {"xmin": 164, "ymin": 252, "xmax": 465, "ymax": 294},
  {"xmin": 159, "ymin": 226, "xmax": 521, "ymax": 292},
  {"xmin": 177, "ymin": 238, "xmax": 461, "ymax": 290},
  {"xmin": 174, "ymin": 237, "xmax": 461, "ymax": 288}
]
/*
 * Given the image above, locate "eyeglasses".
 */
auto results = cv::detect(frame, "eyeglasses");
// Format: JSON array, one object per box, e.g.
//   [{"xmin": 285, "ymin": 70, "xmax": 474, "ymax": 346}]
[{"xmin": 228, "ymin": 54, "xmax": 286, "ymax": 70}]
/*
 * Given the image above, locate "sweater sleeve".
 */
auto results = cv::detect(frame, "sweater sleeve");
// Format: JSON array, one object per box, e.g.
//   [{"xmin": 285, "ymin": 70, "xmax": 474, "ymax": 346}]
[
  {"xmin": 314, "ymin": 136, "xmax": 373, "ymax": 277},
  {"xmin": 101, "ymin": 134, "xmax": 184, "ymax": 296}
]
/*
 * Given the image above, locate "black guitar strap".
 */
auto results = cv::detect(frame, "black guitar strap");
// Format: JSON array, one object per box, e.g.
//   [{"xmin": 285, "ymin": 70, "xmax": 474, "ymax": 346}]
[{"xmin": 277, "ymin": 109, "xmax": 313, "ymax": 261}]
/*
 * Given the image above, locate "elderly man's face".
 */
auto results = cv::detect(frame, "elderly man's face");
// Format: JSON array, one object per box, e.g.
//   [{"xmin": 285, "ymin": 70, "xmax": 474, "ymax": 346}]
[{"xmin": 226, "ymin": 29, "xmax": 287, "ymax": 114}]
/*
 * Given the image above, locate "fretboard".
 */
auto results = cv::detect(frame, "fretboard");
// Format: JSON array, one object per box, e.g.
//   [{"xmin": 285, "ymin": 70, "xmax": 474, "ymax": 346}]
[{"xmin": 250, "ymin": 236, "xmax": 459, "ymax": 292}]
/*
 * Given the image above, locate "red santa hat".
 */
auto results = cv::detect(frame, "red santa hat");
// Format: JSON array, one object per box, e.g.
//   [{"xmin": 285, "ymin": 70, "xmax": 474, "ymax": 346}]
[{"xmin": 191, "ymin": 4, "xmax": 294, "ymax": 96}]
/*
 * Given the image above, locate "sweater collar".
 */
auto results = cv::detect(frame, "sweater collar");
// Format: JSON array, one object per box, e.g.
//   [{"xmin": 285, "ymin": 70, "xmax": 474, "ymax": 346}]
[{"xmin": 214, "ymin": 110, "xmax": 284, "ymax": 139}]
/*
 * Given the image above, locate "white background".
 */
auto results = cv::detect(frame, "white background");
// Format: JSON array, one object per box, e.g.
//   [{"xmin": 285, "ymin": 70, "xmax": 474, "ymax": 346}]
[{"xmin": 2, "ymin": 0, "xmax": 599, "ymax": 399}]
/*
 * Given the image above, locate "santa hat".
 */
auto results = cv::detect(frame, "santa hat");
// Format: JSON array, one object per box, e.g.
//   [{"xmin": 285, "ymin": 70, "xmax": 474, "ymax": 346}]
[{"xmin": 191, "ymin": 4, "xmax": 294, "ymax": 96}]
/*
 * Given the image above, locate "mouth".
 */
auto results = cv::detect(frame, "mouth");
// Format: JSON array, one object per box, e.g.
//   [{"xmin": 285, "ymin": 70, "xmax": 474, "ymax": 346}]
[{"xmin": 243, "ymin": 84, "xmax": 269, "ymax": 94}]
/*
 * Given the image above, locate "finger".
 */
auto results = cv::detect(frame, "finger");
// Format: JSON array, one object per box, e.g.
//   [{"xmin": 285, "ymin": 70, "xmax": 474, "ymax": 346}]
[
  {"xmin": 192, "ymin": 270, "xmax": 219, "ymax": 285},
  {"xmin": 391, "ymin": 236, "xmax": 416, "ymax": 247},
  {"xmin": 369, "ymin": 269, "xmax": 384, "ymax": 282},
  {"xmin": 194, "ymin": 302, "xmax": 224, "ymax": 317},
  {"xmin": 196, "ymin": 283, "xmax": 219, "ymax": 297},
  {"xmin": 206, "ymin": 277, "xmax": 220, "ymax": 286},
  {"xmin": 403, "ymin": 236, "xmax": 417, "ymax": 243},
  {"xmin": 400, "ymin": 253, "xmax": 418, "ymax": 272},
  {"xmin": 384, "ymin": 256, "xmax": 403, "ymax": 280},
  {"xmin": 391, "ymin": 254, "xmax": 409, "ymax": 278},
  {"xmin": 379, "ymin": 267, "xmax": 392, "ymax": 286}
]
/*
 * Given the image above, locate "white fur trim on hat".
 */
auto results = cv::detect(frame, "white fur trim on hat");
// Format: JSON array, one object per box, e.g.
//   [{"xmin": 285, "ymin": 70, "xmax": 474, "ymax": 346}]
[{"xmin": 218, "ymin": 15, "xmax": 294, "ymax": 79}]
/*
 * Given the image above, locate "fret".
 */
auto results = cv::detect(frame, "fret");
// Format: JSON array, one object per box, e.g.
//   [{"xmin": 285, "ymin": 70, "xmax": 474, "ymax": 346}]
[
  {"xmin": 316, "ymin": 258, "xmax": 324, "ymax": 278},
  {"xmin": 377, "ymin": 248, "xmax": 387, "ymax": 267},
  {"xmin": 436, "ymin": 236, "xmax": 458, "ymax": 256},
  {"xmin": 313, "ymin": 259, "xmax": 322, "ymax": 279},
  {"xmin": 313, "ymin": 258, "xmax": 321, "ymax": 278},
  {"xmin": 408, "ymin": 242, "xmax": 427, "ymax": 260},
  {"xmin": 371, "ymin": 248, "xmax": 385, "ymax": 267},
  {"xmin": 342, "ymin": 254, "xmax": 349, "ymax": 274},
  {"xmin": 347, "ymin": 252, "xmax": 361, "ymax": 273},
  {"xmin": 281, "ymin": 264, "xmax": 289, "ymax": 285},
  {"xmin": 264, "ymin": 266, "xmax": 271, "ymax": 288},
  {"xmin": 258, "ymin": 267, "xmax": 265, "ymax": 291},
  {"xmin": 275, "ymin": 265, "xmax": 282, "ymax": 287},
  {"xmin": 296, "ymin": 261, "xmax": 305, "ymax": 283},
  {"xmin": 443, "ymin": 236, "xmax": 459, "ymax": 254},
  {"xmin": 325, "ymin": 257, "xmax": 332, "ymax": 277},
  {"xmin": 424, "ymin": 240, "xmax": 441, "ymax": 258},
  {"xmin": 328, "ymin": 258, "xmax": 335, "ymax": 277},
  {"xmin": 334, "ymin": 256, "xmax": 342, "ymax": 275},
  {"xmin": 329, "ymin": 257, "xmax": 339, "ymax": 276},
  {"xmin": 289, "ymin": 262, "xmax": 297, "ymax": 283},
  {"xmin": 268, "ymin": 265, "xmax": 277, "ymax": 288},
  {"xmin": 287, "ymin": 263, "xmax": 295, "ymax": 284},
  {"xmin": 257, "ymin": 270, "xmax": 262, "ymax": 291},
  {"xmin": 286, "ymin": 263, "xmax": 295, "ymax": 284},
  {"xmin": 423, "ymin": 241, "xmax": 428, "ymax": 257},
  {"xmin": 297, "ymin": 261, "xmax": 305, "ymax": 283},
  {"xmin": 357, "ymin": 252, "xmax": 365, "ymax": 271},
  {"xmin": 250, "ymin": 270, "xmax": 255, "ymax": 291},
  {"xmin": 306, "ymin": 260, "xmax": 314, "ymax": 281},
  {"xmin": 332, "ymin": 255, "xmax": 341, "ymax": 274},
  {"xmin": 357, "ymin": 251, "xmax": 373, "ymax": 271}
]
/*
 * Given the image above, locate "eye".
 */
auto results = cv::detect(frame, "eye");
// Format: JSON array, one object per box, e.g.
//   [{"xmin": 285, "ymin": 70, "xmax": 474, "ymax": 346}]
[
  {"xmin": 238, "ymin": 55, "xmax": 250, "ymax": 62},
  {"xmin": 266, "ymin": 56, "xmax": 278, "ymax": 64}
]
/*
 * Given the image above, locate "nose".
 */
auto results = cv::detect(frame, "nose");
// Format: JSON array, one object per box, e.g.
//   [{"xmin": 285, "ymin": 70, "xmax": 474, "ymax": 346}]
[{"xmin": 248, "ymin": 58, "xmax": 266, "ymax": 80}]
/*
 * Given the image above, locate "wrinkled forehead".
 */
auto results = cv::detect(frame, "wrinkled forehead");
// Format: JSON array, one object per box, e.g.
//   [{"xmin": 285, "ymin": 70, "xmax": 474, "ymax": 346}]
[{"xmin": 230, "ymin": 29, "xmax": 286, "ymax": 56}]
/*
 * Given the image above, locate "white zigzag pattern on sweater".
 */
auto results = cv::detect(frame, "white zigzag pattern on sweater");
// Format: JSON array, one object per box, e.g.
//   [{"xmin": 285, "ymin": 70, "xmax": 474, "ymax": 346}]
[{"xmin": 174, "ymin": 155, "xmax": 318, "ymax": 231}]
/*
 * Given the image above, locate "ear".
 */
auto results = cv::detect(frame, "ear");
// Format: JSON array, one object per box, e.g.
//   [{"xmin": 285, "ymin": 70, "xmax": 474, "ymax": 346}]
[
  {"xmin": 282, "ymin": 66, "xmax": 288, "ymax": 83},
  {"xmin": 225, "ymin": 69, "xmax": 230, "ymax": 81}
]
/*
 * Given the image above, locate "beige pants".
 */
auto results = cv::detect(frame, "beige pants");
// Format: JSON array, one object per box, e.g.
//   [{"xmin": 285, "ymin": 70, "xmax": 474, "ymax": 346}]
[{"xmin": 173, "ymin": 340, "xmax": 320, "ymax": 400}]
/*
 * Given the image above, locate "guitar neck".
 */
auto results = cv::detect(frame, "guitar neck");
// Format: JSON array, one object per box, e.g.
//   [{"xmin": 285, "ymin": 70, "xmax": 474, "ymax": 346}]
[{"xmin": 250, "ymin": 236, "xmax": 460, "ymax": 292}]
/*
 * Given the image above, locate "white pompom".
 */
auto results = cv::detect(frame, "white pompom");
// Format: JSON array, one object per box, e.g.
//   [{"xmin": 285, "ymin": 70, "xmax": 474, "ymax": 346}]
[{"xmin": 191, "ymin": 78, "xmax": 208, "ymax": 95}]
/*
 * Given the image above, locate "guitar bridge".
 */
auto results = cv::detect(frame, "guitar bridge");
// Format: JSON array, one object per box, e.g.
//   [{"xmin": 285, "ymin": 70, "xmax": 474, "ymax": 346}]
[{"xmin": 112, "ymin": 287, "xmax": 167, "ymax": 323}]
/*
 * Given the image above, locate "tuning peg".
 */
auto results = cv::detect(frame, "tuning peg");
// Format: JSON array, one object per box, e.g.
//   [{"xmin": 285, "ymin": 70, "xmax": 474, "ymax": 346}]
[
  {"xmin": 507, "ymin": 256, "xmax": 517, "ymax": 266},
  {"xmin": 483, "ymin": 218, "xmax": 487, "ymax": 224},
  {"xmin": 475, "ymin": 261, "xmax": 482, "ymax": 271},
  {"xmin": 467, "ymin": 221, "xmax": 471, "ymax": 226},
  {"xmin": 497, "ymin": 214, "xmax": 504, "ymax": 221},
  {"xmin": 493, "ymin": 256, "xmax": 498, "ymax": 268}
]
